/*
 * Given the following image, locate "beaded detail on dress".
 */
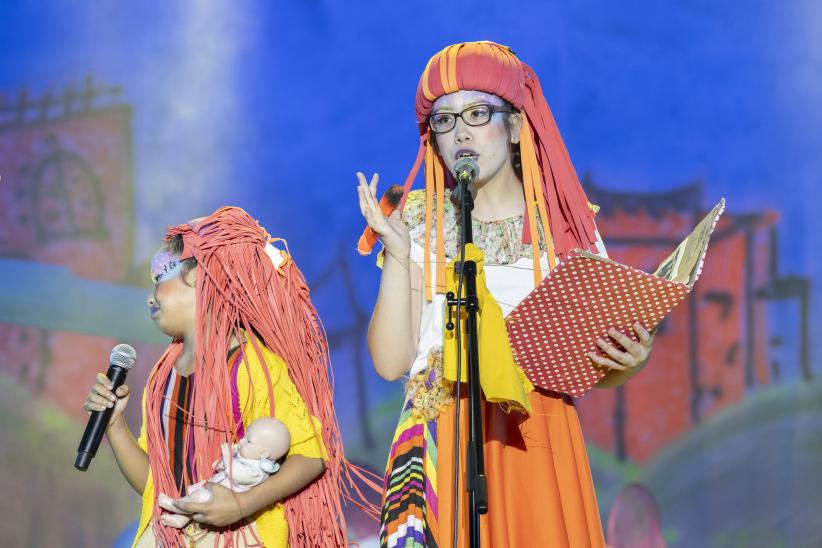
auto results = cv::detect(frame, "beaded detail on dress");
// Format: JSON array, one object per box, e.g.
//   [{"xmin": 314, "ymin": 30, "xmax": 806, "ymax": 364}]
[{"xmin": 404, "ymin": 348, "xmax": 453, "ymax": 421}]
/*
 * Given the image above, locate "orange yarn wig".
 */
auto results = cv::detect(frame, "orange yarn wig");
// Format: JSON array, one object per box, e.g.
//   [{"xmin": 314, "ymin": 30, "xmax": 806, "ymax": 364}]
[
  {"xmin": 144, "ymin": 207, "xmax": 377, "ymax": 547},
  {"xmin": 397, "ymin": 41, "xmax": 599, "ymax": 299}
]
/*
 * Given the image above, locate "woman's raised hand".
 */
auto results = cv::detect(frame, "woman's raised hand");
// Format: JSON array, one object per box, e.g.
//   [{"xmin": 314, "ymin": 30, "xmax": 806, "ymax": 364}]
[
  {"xmin": 83, "ymin": 372, "xmax": 130, "ymax": 428},
  {"xmin": 356, "ymin": 172, "xmax": 410, "ymax": 263}
]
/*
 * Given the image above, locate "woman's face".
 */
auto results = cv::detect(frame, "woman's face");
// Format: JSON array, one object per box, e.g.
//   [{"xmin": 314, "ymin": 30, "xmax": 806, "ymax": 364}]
[
  {"xmin": 147, "ymin": 251, "xmax": 197, "ymax": 338},
  {"xmin": 431, "ymin": 90, "xmax": 518, "ymax": 186}
]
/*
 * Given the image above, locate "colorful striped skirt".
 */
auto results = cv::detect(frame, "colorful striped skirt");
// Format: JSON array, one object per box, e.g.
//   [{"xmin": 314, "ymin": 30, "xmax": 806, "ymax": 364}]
[{"xmin": 380, "ymin": 354, "xmax": 605, "ymax": 548}]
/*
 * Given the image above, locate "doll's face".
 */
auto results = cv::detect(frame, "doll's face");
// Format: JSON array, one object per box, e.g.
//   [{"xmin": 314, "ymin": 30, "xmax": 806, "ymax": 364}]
[
  {"xmin": 237, "ymin": 418, "xmax": 291, "ymax": 460},
  {"xmin": 147, "ymin": 249, "xmax": 197, "ymax": 338},
  {"xmin": 237, "ymin": 433, "xmax": 267, "ymax": 459},
  {"xmin": 431, "ymin": 90, "xmax": 521, "ymax": 186}
]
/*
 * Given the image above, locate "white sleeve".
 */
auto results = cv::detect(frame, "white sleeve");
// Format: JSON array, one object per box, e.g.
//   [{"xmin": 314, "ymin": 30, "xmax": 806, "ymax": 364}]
[{"xmin": 593, "ymin": 227, "xmax": 608, "ymax": 259}]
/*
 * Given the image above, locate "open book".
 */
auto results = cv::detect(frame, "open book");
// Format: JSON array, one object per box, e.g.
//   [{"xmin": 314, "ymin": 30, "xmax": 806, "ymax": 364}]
[{"xmin": 505, "ymin": 199, "xmax": 726, "ymax": 397}]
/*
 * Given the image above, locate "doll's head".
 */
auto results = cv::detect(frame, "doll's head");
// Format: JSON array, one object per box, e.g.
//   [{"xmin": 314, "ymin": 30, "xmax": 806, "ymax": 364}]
[{"xmin": 237, "ymin": 417, "xmax": 291, "ymax": 461}]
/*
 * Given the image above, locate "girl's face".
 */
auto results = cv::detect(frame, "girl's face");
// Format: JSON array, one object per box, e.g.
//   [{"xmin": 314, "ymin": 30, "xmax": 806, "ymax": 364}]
[
  {"xmin": 431, "ymin": 90, "xmax": 520, "ymax": 186},
  {"xmin": 147, "ymin": 250, "xmax": 196, "ymax": 338}
]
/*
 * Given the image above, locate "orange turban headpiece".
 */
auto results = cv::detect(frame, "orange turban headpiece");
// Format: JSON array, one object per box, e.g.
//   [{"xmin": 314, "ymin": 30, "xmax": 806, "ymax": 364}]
[{"xmin": 397, "ymin": 41, "xmax": 598, "ymax": 300}]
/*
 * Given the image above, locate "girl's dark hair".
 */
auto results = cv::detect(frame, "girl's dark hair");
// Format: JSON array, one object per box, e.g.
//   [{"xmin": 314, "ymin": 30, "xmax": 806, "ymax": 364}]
[{"xmin": 165, "ymin": 234, "xmax": 198, "ymax": 285}]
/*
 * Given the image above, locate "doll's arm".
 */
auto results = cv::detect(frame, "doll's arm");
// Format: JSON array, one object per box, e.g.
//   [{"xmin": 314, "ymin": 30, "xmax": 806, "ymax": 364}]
[{"xmin": 212, "ymin": 442, "xmax": 234, "ymax": 472}]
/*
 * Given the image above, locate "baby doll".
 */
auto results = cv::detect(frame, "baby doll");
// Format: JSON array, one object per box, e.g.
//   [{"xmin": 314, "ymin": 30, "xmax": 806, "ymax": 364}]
[{"xmin": 157, "ymin": 416, "xmax": 291, "ymax": 528}]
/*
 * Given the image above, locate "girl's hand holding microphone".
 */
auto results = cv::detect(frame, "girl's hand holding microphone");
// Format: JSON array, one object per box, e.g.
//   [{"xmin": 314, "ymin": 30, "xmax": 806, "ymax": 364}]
[{"xmin": 83, "ymin": 372, "xmax": 130, "ymax": 429}]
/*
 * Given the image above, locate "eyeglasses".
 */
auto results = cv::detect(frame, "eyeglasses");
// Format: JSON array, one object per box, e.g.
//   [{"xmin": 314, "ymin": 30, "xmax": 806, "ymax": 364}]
[{"xmin": 427, "ymin": 103, "xmax": 514, "ymax": 134}]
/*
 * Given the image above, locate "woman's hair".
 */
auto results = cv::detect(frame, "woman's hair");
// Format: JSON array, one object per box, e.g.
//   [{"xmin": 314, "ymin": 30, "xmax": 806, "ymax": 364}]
[{"xmin": 500, "ymin": 99, "xmax": 524, "ymax": 175}]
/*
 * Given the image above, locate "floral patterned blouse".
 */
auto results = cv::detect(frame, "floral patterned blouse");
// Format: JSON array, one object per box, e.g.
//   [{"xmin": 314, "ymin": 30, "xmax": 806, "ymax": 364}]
[{"xmin": 401, "ymin": 188, "xmax": 549, "ymax": 265}]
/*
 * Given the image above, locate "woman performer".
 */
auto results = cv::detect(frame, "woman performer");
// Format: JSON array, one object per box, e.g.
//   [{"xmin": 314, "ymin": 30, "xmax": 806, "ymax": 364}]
[{"xmin": 356, "ymin": 41, "xmax": 654, "ymax": 548}]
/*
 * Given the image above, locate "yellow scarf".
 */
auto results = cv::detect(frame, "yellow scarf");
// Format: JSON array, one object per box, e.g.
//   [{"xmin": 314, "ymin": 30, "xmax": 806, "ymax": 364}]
[{"xmin": 442, "ymin": 244, "xmax": 534, "ymax": 414}]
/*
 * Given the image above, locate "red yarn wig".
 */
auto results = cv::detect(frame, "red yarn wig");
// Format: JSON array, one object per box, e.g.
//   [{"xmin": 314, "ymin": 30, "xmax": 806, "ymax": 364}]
[{"xmin": 144, "ymin": 206, "xmax": 377, "ymax": 547}]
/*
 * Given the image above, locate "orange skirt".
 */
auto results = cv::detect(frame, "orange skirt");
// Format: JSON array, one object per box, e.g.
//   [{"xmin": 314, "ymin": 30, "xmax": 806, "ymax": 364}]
[{"xmin": 436, "ymin": 388, "xmax": 605, "ymax": 548}]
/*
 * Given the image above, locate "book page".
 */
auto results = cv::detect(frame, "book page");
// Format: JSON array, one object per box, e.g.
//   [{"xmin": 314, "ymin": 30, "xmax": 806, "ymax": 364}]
[{"xmin": 653, "ymin": 199, "xmax": 725, "ymax": 286}]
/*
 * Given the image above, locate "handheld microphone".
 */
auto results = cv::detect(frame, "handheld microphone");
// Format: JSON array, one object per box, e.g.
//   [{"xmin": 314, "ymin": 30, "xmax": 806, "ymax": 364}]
[
  {"xmin": 75, "ymin": 344, "xmax": 137, "ymax": 471},
  {"xmin": 454, "ymin": 156, "xmax": 479, "ymax": 186}
]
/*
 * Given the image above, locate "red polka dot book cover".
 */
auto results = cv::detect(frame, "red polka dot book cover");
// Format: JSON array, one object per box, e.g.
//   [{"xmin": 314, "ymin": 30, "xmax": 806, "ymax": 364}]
[{"xmin": 506, "ymin": 199, "xmax": 726, "ymax": 397}]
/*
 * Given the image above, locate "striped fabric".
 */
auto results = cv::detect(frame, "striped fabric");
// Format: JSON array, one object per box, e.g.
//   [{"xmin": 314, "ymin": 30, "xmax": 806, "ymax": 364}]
[
  {"xmin": 160, "ymin": 369, "xmax": 196, "ymax": 492},
  {"xmin": 228, "ymin": 347, "xmax": 246, "ymax": 439},
  {"xmin": 160, "ymin": 347, "xmax": 244, "ymax": 494},
  {"xmin": 380, "ymin": 396, "xmax": 439, "ymax": 548}
]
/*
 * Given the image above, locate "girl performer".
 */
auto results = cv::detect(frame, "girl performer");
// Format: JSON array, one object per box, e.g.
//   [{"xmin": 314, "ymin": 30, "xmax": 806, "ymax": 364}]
[{"xmin": 85, "ymin": 207, "xmax": 377, "ymax": 547}]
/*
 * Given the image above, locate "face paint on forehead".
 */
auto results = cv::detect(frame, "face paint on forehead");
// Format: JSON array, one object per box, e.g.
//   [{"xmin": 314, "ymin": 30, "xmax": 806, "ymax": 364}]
[
  {"xmin": 150, "ymin": 249, "xmax": 185, "ymax": 283},
  {"xmin": 432, "ymin": 90, "xmax": 505, "ymax": 113}
]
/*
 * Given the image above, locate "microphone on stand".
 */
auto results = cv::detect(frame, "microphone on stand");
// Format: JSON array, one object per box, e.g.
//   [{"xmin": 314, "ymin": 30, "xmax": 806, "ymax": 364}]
[
  {"xmin": 455, "ymin": 156, "xmax": 479, "ymax": 186},
  {"xmin": 75, "ymin": 344, "xmax": 137, "ymax": 471},
  {"xmin": 453, "ymin": 157, "xmax": 479, "ymax": 203}
]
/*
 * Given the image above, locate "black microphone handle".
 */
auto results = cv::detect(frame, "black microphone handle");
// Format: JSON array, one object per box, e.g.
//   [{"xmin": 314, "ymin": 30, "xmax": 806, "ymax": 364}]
[{"xmin": 74, "ymin": 363, "xmax": 129, "ymax": 471}]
